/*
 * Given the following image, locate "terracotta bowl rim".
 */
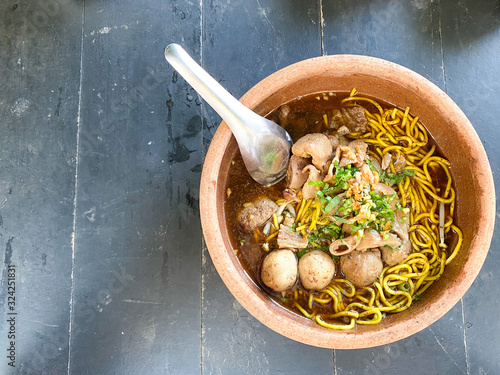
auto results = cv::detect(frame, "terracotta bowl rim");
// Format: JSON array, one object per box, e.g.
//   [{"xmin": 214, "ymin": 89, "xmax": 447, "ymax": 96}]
[{"xmin": 199, "ymin": 54, "xmax": 496, "ymax": 349}]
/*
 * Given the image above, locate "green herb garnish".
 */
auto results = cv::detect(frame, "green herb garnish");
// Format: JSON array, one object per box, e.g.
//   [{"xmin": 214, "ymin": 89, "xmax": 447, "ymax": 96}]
[
  {"xmin": 366, "ymin": 158, "xmax": 379, "ymax": 173},
  {"xmin": 399, "ymin": 281, "xmax": 410, "ymax": 292},
  {"xmin": 380, "ymin": 168, "xmax": 415, "ymax": 185},
  {"xmin": 324, "ymin": 195, "xmax": 341, "ymax": 213},
  {"xmin": 297, "ymin": 249, "xmax": 307, "ymax": 258}
]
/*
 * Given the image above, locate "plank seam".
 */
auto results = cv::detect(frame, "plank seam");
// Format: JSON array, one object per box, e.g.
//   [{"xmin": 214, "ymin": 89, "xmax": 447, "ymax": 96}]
[
  {"xmin": 67, "ymin": 1, "xmax": 85, "ymax": 374},
  {"xmin": 200, "ymin": 1, "xmax": 205, "ymax": 374},
  {"xmin": 319, "ymin": 0, "xmax": 324, "ymax": 56},
  {"xmin": 437, "ymin": 0, "xmax": 447, "ymax": 91},
  {"xmin": 333, "ymin": 348, "xmax": 337, "ymax": 375},
  {"xmin": 461, "ymin": 299, "xmax": 471, "ymax": 375}
]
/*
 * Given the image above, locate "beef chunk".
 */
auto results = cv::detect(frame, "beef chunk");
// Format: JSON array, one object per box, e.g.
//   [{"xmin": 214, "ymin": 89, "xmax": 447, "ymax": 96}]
[
  {"xmin": 329, "ymin": 106, "xmax": 368, "ymax": 133},
  {"xmin": 292, "ymin": 133, "xmax": 333, "ymax": 172},
  {"xmin": 237, "ymin": 198, "xmax": 278, "ymax": 232},
  {"xmin": 286, "ymin": 155, "xmax": 310, "ymax": 190}
]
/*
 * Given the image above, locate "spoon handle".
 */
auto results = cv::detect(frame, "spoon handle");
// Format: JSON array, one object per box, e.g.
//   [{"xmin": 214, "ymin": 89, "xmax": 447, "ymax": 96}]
[{"xmin": 164, "ymin": 43, "xmax": 260, "ymax": 141}]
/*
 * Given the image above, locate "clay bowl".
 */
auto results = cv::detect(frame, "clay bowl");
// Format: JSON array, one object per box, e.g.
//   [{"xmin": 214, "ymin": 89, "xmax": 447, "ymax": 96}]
[{"xmin": 199, "ymin": 55, "xmax": 495, "ymax": 349}]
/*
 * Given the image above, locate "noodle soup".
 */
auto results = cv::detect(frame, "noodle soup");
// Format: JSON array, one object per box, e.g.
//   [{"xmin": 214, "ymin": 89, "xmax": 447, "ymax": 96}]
[{"xmin": 224, "ymin": 90, "xmax": 461, "ymax": 330}]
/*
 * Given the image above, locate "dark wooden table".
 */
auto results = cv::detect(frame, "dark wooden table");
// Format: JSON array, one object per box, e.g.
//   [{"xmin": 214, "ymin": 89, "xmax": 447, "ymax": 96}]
[{"xmin": 0, "ymin": 0, "xmax": 499, "ymax": 374}]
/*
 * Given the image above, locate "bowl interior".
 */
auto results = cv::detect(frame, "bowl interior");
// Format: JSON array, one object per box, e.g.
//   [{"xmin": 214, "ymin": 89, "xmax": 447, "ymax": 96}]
[{"xmin": 200, "ymin": 55, "xmax": 495, "ymax": 348}]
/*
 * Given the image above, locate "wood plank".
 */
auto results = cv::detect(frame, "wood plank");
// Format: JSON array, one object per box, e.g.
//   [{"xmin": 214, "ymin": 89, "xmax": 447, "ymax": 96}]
[
  {"xmin": 200, "ymin": 1, "xmax": 334, "ymax": 374},
  {"xmin": 68, "ymin": 0, "xmax": 203, "ymax": 373},
  {"xmin": 440, "ymin": 1, "xmax": 500, "ymax": 374},
  {"xmin": 322, "ymin": 0, "xmax": 446, "ymax": 88},
  {"xmin": 322, "ymin": 1, "xmax": 467, "ymax": 373},
  {"xmin": 0, "ymin": 0, "xmax": 82, "ymax": 373}
]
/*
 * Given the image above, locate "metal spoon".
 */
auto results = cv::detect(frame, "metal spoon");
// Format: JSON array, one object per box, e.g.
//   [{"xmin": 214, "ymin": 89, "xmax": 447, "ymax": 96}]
[{"xmin": 164, "ymin": 43, "xmax": 292, "ymax": 186}]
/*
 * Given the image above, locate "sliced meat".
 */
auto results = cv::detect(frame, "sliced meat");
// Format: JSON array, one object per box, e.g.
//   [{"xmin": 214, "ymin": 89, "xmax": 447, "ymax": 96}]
[
  {"xmin": 286, "ymin": 155, "xmax": 310, "ymax": 190},
  {"xmin": 237, "ymin": 198, "xmax": 278, "ymax": 232},
  {"xmin": 323, "ymin": 160, "xmax": 335, "ymax": 183},
  {"xmin": 356, "ymin": 230, "xmax": 402, "ymax": 251},
  {"xmin": 298, "ymin": 250, "xmax": 336, "ymax": 290},
  {"xmin": 292, "ymin": 133, "xmax": 333, "ymax": 172},
  {"xmin": 368, "ymin": 156, "xmax": 382, "ymax": 174},
  {"xmin": 301, "ymin": 164, "xmax": 321, "ymax": 200},
  {"xmin": 261, "ymin": 250, "xmax": 298, "ymax": 292},
  {"xmin": 329, "ymin": 232, "xmax": 363, "ymax": 256},
  {"xmin": 342, "ymin": 222, "xmax": 353, "ymax": 235},
  {"xmin": 337, "ymin": 125, "xmax": 350, "ymax": 136},
  {"xmin": 328, "ymin": 106, "xmax": 368, "ymax": 133},
  {"xmin": 333, "ymin": 145, "xmax": 342, "ymax": 164},
  {"xmin": 339, "ymin": 139, "xmax": 368, "ymax": 167},
  {"xmin": 323, "ymin": 147, "xmax": 342, "ymax": 183},
  {"xmin": 278, "ymin": 225, "xmax": 308, "ymax": 249},
  {"xmin": 381, "ymin": 239, "xmax": 411, "ymax": 266},
  {"xmin": 337, "ymin": 135, "xmax": 350, "ymax": 147},
  {"xmin": 327, "ymin": 134, "xmax": 340, "ymax": 150},
  {"xmin": 381, "ymin": 153, "xmax": 392, "ymax": 170},
  {"xmin": 360, "ymin": 163, "xmax": 377, "ymax": 185},
  {"xmin": 373, "ymin": 182, "xmax": 397, "ymax": 197},
  {"xmin": 340, "ymin": 248, "xmax": 383, "ymax": 287},
  {"xmin": 283, "ymin": 188, "xmax": 300, "ymax": 202},
  {"xmin": 392, "ymin": 209, "xmax": 409, "ymax": 242},
  {"xmin": 394, "ymin": 153, "xmax": 407, "ymax": 172},
  {"xmin": 283, "ymin": 215, "xmax": 295, "ymax": 227}
]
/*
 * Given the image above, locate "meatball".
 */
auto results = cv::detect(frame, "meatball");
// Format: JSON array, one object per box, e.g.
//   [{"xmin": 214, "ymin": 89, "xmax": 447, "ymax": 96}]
[
  {"xmin": 298, "ymin": 250, "xmax": 336, "ymax": 290},
  {"xmin": 261, "ymin": 250, "xmax": 298, "ymax": 292},
  {"xmin": 340, "ymin": 248, "xmax": 383, "ymax": 287}
]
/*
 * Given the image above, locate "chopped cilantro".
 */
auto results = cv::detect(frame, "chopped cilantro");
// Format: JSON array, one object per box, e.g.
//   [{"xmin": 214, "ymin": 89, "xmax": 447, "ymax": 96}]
[
  {"xmin": 297, "ymin": 249, "xmax": 307, "ymax": 258},
  {"xmin": 350, "ymin": 221, "xmax": 368, "ymax": 233},
  {"xmin": 332, "ymin": 215, "xmax": 347, "ymax": 223},
  {"xmin": 338, "ymin": 197, "xmax": 354, "ymax": 215},
  {"xmin": 330, "ymin": 162, "xmax": 358, "ymax": 192}
]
